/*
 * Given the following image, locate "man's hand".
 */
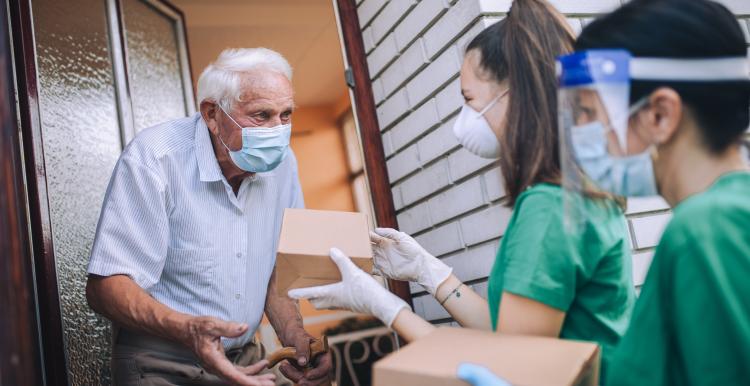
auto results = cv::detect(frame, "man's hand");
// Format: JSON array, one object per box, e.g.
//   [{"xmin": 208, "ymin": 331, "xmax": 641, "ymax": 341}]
[
  {"xmin": 180, "ymin": 316, "xmax": 276, "ymax": 386},
  {"xmin": 277, "ymin": 330, "xmax": 333, "ymax": 386},
  {"xmin": 85, "ymin": 275, "xmax": 274, "ymax": 385}
]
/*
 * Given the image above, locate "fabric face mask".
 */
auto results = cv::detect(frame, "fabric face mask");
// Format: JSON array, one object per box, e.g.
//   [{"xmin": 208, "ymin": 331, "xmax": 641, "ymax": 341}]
[
  {"xmin": 571, "ymin": 120, "xmax": 658, "ymax": 197},
  {"xmin": 452, "ymin": 94, "xmax": 503, "ymax": 159},
  {"xmin": 217, "ymin": 105, "xmax": 292, "ymax": 173}
]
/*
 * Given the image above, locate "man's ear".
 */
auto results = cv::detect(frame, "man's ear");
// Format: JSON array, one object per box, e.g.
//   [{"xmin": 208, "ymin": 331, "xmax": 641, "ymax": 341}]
[
  {"xmin": 646, "ymin": 87, "xmax": 683, "ymax": 145},
  {"xmin": 200, "ymin": 100, "xmax": 220, "ymax": 135}
]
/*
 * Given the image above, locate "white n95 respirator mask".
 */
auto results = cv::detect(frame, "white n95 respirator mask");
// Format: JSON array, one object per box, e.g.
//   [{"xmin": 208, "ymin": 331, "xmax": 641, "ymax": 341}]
[{"xmin": 452, "ymin": 94, "xmax": 503, "ymax": 159}]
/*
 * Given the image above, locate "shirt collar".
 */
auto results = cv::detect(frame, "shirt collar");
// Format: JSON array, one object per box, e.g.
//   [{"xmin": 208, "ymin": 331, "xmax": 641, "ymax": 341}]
[{"xmin": 194, "ymin": 114, "xmax": 224, "ymax": 182}]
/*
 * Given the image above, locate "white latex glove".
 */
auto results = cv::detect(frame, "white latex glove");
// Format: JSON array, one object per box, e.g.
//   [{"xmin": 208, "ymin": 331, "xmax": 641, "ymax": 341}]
[
  {"xmin": 370, "ymin": 228, "xmax": 452, "ymax": 295},
  {"xmin": 288, "ymin": 248, "xmax": 410, "ymax": 328}
]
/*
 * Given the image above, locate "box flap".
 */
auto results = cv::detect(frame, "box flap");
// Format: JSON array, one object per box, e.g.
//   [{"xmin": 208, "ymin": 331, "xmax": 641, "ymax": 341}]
[
  {"xmin": 373, "ymin": 327, "xmax": 599, "ymax": 386},
  {"xmin": 276, "ymin": 253, "xmax": 373, "ymax": 294},
  {"xmin": 274, "ymin": 254, "xmax": 299, "ymax": 293},
  {"xmin": 277, "ymin": 209, "xmax": 372, "ymax": 259}
]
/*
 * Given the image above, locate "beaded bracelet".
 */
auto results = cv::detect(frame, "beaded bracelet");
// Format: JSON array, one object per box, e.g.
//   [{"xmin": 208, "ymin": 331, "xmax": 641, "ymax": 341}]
[{"xmin": 439, "ymin": 283, "xmax": 463, "ymax": 305}]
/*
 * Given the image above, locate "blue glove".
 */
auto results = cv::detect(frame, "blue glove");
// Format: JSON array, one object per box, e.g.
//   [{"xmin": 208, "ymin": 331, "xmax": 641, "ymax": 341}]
[{"xmin": 457, "ymin": 363, "xmax": 511, "ymax": 386}]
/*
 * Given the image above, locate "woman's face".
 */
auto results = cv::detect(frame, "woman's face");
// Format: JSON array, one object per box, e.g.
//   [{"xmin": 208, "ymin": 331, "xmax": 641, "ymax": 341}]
[
  {"xmin": 572, "ymin": 88, "xmax": 655, "ymax": 156},
  {"xmin": 459, "ymin": 49, "xmax": 509, "ymax": 139}
]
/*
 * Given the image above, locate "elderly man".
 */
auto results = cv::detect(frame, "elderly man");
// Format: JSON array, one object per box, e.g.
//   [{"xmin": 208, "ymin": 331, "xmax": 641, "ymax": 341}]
[{"xmin": 86, "ymin": 48, "xmax": 332, "ymax": 386}]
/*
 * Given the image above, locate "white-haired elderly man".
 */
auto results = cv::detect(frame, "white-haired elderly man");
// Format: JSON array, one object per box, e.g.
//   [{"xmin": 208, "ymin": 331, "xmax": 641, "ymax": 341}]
[{"xmin": 86, "ymin": 48, "xmax": 332, "ymax": 386}]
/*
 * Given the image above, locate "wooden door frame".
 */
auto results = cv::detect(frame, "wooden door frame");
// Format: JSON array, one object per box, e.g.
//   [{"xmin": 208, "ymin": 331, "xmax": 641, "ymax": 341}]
[
  {"xmin": 1, "ymin": 1, "xmax": 44, "ymax": 384},
  {"xmin": 7, "ymin": 0, "xmax": 67, "ymax": 384},
  {"xmin": 333, "ymin": 0, "xmax": 413, "ymax": 306},
  {"xmin": 7, "ymin": 0, "xmax": 195, "ymax": 384}
]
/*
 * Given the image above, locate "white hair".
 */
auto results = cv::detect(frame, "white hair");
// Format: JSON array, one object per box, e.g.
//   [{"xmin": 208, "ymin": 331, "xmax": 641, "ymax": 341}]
[{"xmin": 196, "ymin": 47, "xmax": 293, "ymax": 108}]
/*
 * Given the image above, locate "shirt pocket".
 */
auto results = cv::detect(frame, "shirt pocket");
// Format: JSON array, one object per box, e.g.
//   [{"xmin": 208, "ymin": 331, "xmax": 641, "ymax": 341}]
[{"xmin": 163, "ymin": 247, "xmax": 218, "ymax": 291}]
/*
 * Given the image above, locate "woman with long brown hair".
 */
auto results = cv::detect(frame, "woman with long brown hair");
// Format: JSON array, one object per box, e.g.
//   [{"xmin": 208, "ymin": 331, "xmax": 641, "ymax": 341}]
[{"xmin": 290, "ymin": 0, "xmax": 635, "ymax": 382}]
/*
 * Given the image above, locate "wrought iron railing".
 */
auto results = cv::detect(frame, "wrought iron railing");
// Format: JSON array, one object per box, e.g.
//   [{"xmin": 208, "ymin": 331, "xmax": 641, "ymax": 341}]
[{"xmin": 327, "ymin": 326, "xmax": 399, "ymax": 386}]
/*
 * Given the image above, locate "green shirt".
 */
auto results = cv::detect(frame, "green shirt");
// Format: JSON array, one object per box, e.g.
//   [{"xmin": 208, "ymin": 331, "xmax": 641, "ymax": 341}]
[
  {"xmin": 488, "ymin": 184, "xmax": 635, "ymax": 382},
  {"xmin": 608, "ymin": 171, "xmax": 750, "ymax": 386}
]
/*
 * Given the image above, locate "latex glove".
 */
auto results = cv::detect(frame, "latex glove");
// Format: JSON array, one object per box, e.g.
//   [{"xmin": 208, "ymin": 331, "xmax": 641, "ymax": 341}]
[
  {"xmin": 370, "ymin": 228, "xmax": 452, "ymax": 295},
  {"xmin": 457, "ymin": 363, "xmax": 511, "ymax": 386},
  {"xmin": 288, "ymin": 248, "xmax": 410, "ymax": 327}
]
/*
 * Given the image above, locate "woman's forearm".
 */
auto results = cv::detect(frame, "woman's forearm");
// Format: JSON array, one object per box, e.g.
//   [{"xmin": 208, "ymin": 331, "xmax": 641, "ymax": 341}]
[
  {"xmin": 435, "ymin": 274, "xmax": 492, "ymax": 330},
  {"xmin": 388, "ymin": 274, "xmax": 491, "ymax": 342},
  {"xmin": 390, "ymin": 308, "xmax": 436, "ymax": 342}
]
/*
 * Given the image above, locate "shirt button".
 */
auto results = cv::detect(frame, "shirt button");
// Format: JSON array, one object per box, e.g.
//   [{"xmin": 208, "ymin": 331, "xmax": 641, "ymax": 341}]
[
  {"xmin": 235, "ymin": 294, "xmax": 241, "ymax": 299},
  {"xmin": 236, "ymin": 252, "xmax": 242, "ymax": 258}
]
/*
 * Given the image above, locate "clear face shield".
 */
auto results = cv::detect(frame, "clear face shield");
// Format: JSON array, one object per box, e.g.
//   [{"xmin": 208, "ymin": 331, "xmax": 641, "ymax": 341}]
[{"xmin": 557, "ymin": 49, "xmax": 750, "ymax": 231}]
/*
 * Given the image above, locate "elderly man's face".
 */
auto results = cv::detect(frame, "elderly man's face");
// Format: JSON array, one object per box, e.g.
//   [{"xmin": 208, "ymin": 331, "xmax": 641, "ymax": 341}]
[{"xmin": 215, "ymin": 70, "xmax": 294, "ymax": 151}]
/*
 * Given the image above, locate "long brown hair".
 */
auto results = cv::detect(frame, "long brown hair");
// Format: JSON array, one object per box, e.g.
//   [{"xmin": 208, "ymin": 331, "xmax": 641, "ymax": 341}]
[{"xmin": 467, "ymin": 0, "xmax": 574, "ymax": 207}]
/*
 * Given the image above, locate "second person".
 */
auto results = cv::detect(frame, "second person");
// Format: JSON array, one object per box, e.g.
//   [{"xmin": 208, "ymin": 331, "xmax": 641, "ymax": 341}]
[{"xmin": 289, "ymin": 0, "xmax": 635, "ymax": 382}]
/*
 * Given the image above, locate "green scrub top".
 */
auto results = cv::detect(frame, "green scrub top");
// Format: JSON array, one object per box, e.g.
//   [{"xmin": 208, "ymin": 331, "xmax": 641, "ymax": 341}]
[
  {"xmin": 607, "ymin": 171, "xmax": 750, "ymax": 386},
  {"xmin": 487, "ymin": 183, "xmax": 635, "ymax": 383}
]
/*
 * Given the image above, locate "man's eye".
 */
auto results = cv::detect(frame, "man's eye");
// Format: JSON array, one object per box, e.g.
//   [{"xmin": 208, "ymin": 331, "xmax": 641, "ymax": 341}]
[{"xmin": 255, "ymin": 112, "xmax": 269, "ymax": 120}]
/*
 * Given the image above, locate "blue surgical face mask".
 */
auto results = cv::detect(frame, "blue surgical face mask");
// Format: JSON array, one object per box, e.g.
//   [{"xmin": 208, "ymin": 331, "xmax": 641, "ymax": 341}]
[
  {"xmin": 217, "ymin": 105, "xmax": 292, "ymax": 173},
  {"xmin": 571, "ymin": 120, "xmax": 658, "ymax": 197}
]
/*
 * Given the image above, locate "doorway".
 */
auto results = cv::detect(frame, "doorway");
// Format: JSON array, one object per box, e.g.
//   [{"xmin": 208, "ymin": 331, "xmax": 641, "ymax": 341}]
[
  {"xmin": 4, "ymin": 0, "xmax": 404, "ymax": 384},
  {"xmin": 171, "ymin": 2, "xmax": 400, "ymax": 384}
]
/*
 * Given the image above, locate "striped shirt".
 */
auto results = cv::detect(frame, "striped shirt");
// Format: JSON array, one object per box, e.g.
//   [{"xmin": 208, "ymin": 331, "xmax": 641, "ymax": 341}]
[{"xmin": 88, "ymin": 113, "xmax": 304, "ymax": 349}]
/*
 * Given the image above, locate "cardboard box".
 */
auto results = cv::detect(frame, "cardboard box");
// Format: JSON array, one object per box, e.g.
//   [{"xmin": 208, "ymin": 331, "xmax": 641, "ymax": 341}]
[
  {"xmin": 373, "ymin": 327, "xmax": 600, "ymax": 386},
  {"xmin": 275, "ymin": 208, "xmax": 373, "ymax": 296}
]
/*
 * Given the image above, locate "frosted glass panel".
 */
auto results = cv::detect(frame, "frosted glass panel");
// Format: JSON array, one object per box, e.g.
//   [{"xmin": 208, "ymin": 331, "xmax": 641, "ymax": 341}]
[
  {"xmin": 32, "ymin": 0, "xmax": 121, "ymax": 384},
  {"xmin": 122, "ymin": 0, "xmax": 188, "ymax": 133}
]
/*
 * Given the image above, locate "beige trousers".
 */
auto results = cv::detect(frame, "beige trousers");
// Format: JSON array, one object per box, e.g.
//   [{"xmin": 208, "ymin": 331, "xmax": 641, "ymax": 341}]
[{"xmin": 112, "ymin": 329, "xmax": 292, "ymax": 386}]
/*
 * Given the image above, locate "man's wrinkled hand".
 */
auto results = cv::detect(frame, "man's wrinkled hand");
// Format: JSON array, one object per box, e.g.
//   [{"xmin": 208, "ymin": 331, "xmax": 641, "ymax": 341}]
[
  {"xmin": 181, "ymin": 316, "xmax": 276, "ymax": 386},
  {"xmin": 278, "ymin": 330, "xmax": 333, "ymax": 386}
]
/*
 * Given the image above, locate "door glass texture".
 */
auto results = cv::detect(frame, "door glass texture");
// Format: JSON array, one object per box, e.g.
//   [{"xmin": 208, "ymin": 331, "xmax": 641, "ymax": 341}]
[
  {"xmin": 32, "ymin": 0, "xmax": 122, "ymax": 384},
  {"xmin": 122, "ymin": 0, "xmax": 188, "ymax": 133}
]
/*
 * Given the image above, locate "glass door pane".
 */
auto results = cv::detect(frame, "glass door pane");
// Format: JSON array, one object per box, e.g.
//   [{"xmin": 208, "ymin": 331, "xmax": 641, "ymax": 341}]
[
  {"xmin": 121, "ymin": 0, "xmax": 190, "ymax": 133},
  {"xmin": 31, "ymin": 0, "xmax": 123, "ymax": 384}
]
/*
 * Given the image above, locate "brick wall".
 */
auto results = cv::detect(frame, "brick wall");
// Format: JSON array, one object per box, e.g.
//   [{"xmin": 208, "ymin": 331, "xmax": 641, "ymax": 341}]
[{"xmin": 356, "ymin": 0, "xmax": 750, "ymax": 324}]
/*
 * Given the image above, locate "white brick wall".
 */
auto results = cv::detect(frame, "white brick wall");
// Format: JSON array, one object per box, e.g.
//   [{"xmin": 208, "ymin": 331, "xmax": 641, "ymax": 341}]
[{"xmin": 357, "ymin": 0, "xmax": 750, "ymax": 322}]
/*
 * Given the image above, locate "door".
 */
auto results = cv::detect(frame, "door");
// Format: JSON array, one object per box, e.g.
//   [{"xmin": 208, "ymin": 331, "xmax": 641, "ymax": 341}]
[
  {"xmin": 6, "ymin": 0, "xmax": 193, "ymax": 384},
  {"xmin": 333, "ymin": 0, "xmax": 412, "ymax": 304}
]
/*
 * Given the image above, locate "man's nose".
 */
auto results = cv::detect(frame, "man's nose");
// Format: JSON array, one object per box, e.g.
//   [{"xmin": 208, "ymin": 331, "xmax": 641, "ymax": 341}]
[{"xmin": 267, "ymin": 116, "xmax": 283, "ymax": 127}]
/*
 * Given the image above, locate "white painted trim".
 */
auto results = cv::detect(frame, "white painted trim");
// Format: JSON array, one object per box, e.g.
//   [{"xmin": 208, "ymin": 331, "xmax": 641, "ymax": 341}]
[
  {"xmin": 631, "ymin": 57, "xmax": 750, "ymax": 81},
  {"xmin": 105, "ymin": 0, "xmax": 135, "ymax": 147}
]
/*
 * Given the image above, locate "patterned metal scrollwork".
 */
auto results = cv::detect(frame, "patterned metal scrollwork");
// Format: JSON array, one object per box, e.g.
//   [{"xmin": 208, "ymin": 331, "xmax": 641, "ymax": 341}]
[{"xmin": 328, "ymin": 327, "xmax": 398, "ymax": 386}]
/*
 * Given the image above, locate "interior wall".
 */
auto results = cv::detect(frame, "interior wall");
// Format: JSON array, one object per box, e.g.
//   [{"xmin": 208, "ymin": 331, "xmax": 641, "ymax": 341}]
[
  {"xmin": 283, "ymin": 102, "xmax": 360, "ymax": 340},
  {"xmin": 291, "ymin": 105, "xmax": 356, "ymax": 212}
]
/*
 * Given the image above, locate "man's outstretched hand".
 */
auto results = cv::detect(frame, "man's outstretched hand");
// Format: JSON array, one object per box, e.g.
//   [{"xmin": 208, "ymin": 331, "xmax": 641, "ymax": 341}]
[{"xmin": 179, "ymin": 316, "xmax": 276, "ymax": 386}]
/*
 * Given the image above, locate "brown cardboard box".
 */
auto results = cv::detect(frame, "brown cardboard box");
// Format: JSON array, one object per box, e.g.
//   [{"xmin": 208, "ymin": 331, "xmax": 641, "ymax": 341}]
[
  {"xmin": 373, "ymin": 327, "xmax": 600, "ymax": 386},
  {"xmin": 275, "ymin": 208, "xmax": 373, "ymax": 296}
]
